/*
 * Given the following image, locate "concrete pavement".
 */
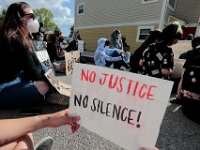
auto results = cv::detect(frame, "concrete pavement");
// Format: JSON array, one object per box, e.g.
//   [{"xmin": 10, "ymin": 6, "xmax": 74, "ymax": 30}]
[{"xmin": 34, "ymin": 74, "xmax": 200, "ymax": 150}]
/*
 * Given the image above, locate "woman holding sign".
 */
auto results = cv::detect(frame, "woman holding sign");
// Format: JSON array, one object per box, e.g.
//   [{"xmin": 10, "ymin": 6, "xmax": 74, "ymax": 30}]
[{"xmin": 0, "ymin": 2, "xmax": 68, "ymax": 108}]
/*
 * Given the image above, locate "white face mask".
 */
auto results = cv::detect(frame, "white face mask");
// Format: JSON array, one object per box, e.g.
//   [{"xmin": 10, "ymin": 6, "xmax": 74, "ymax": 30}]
[{"xmin": 27, "ymin": 19, "xmax": 39, "ymax": 33}]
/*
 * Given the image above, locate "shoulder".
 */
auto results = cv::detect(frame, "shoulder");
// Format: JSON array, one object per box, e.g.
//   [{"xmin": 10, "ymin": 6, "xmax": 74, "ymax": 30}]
[{"xmin": 11, "ymin": 36, "xmax": 25, "ymax": 48}]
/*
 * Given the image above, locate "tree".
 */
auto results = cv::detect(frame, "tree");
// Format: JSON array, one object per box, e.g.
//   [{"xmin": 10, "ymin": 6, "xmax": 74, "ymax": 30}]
[
  {"xmin": 69, "ymin": 24, "xmax": 74, "ymax": 38},
  {"xmin": 33, "ymin": 8, "xmax": 58, "ymax": 32},
  {"xmin": 0, "ymin": 8, "xmax": 7, "ymax": 25}
]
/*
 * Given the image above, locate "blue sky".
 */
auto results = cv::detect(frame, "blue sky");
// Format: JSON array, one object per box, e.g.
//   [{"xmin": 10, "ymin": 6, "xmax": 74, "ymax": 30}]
[{"xmin": 0, "ymin": 0, "xmax": 75, "ymax": 36}]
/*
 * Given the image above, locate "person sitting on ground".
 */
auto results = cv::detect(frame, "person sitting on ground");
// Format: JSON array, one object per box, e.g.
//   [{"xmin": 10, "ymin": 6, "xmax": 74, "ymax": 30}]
[
  {"xmin": 47, "ymin": 31, "xmax": 66, "ymax": 73},
  {"xmin": 94, "ymin": 38, "xmax": 124, "ymax": 67},
  {"xmin": 0, "ymin": 2, "xmax": 68, "ymax": 108},
  {"xmin": 179, "ymin": 36, "xmax": 200, "ymax": 59},
  {"xmin": 65, "ymin": 30, "xmax": 79, "ymax": 52},
  {"xmin": 130, "ymin": 30, "xmax": 161, "ymax": 73},
  {"xmin": 173, "ymin": 36, "xmax": 200, "ymax": 100},
  {"xmin": 0, "ymin": 109, "xmax": 80, "ymax": 150},
  {"xmin": 186, "ymin": 33, "xmax": 194, "ymax": 40},
  {"xmin": 32, "ymin": 32, "xmax": 53, "ymax": 70},
  {"xmin": 47, "ymin": 30, "xmax": 65, "ymax": 63},
  {"xmin": 107, "ymin": 30, "xmax": 130, "ymax": 69},
  {"xmin": 110, "ymin": 29, "xmax": 123, "ymax": 50},
  {"xmin": 171, "ymin": 36, "xmax": 200, "ymax": 123},
  {"xmin": 122, "ymin": 36, "xmax": 131, "ymax": 64},
  {"xmin": 139, "ymin": 23, "xmax": 183, "ymax": 79},
  {"xmin": 32, "ymin": 32, "xmax": 47, "ymax": 50}
]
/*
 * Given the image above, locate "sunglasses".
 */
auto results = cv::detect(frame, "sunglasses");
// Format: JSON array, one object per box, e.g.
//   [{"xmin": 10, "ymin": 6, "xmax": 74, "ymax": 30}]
[{"xmin": 21, "ymin": 13, "xmax": 36, "ymax": 20}]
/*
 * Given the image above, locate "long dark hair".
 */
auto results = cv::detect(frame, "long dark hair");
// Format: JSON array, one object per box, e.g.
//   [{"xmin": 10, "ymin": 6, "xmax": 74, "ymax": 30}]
[
  {"xmin": 130, "ymin": 29, "xmax": 161, "ymax": 73},
  {"xmin": 0, "ymin": 2, "xmax": 33, "ymax": 52},
  {"xmin": 136, "ymin": 29, "xmax": 161, "ymax": 53},
  {"xmin": 159, "ymin": 23, "xmax": 182, "ymax": 45},
  {"xmin": 192, "ymin": 36, "xmax": 200, "ymax": 49}
]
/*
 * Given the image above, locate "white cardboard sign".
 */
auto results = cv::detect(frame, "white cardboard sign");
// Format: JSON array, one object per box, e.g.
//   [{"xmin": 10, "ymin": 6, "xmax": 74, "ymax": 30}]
[
  {"xmin": 70, "ymin": 63, "xmax": 173, "ymax": 150},
  {"xmin": 35, "ymin": 50, "xmax": 53, "ymax": 70},
  {"xmin": 65, "ymin": 51, "xmax": 80, "ymax": 75},
  {"xmin": 45, "ymin": 69, "xmax": 71, "ymax": 96}
]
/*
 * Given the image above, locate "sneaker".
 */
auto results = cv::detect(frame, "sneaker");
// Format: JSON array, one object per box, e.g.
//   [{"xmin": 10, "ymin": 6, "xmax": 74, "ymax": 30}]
[
  {"xmin": 47, "ymin": 93, "xmax": 70, "ymax": 106},
  {"xmin": 169, "ymin": 97, "xmax": 183, "ymax": 105},
  {"xmin": 34, "ymin": 136, "xmax": 53, "ymax": 150}
]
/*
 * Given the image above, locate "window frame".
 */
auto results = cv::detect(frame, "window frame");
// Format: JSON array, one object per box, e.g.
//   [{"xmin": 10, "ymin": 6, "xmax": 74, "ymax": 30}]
[
  {"xmin": 168, "ymin": 0, "xmax": 177, "ymax": 11},
  {"xmin": 136, "ymin": 25, "xmax": 154, "ymax": 42},
  {"xmin": 77, "ymin": 3, "xmax": 85, "ymax": 15},
  {"xmin": 142, "ymin": 0, "xmax": 159, "ymax": 4}
]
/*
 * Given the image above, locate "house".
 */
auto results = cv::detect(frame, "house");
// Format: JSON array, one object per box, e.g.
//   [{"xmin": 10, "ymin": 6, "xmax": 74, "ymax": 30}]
[
  {"xmin": 74, "ymin": 0, "xmax": 200, "ymax": 52},
  {"xmin": 166, "ymin": 0, "xmax": 200, "ymax": 39}
]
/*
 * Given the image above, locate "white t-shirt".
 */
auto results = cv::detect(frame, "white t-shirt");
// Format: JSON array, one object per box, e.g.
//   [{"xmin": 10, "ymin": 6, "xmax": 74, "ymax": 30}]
[{"xmin": 77, "ymin": 40, "xmax": 84, "ymax": 53}]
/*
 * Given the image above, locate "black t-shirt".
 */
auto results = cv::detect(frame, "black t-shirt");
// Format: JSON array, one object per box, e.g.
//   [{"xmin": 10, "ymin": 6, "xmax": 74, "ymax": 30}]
[
  {"xmin": 181, "ymin": 48, "xmax": 200, "ymax": 94},
  {"xmin": 183, "ymin": 48, "xmax": 200, "ymax": 68},
  {"xmin": 142, "ymin": 43, "xmax": 174, "ymax": 79},
  {"xmin": 0, "ymin": 37, "xmax": 43, "ymax": 84},
  {"xmin": 47, "ymin": 42, "xmax": 64, "ymax": 62}
]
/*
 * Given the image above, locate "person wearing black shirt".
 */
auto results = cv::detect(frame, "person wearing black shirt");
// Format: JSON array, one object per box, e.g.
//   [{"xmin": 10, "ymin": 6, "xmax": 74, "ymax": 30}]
[
  {"xmin": 140, "ymin": 23, "xmax": 183, "ymax": 79},
  {"xmin": 0, "ymin": 2, "xmax": 67, "ymax": 108}
]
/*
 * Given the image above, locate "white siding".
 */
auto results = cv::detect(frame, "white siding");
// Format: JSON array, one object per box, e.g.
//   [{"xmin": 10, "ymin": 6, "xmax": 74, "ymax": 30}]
[
  {"xmin": 174, "ymin": 0, "xmax": 200, "ymax": 23},
  {"xmin": 164, "ymin": 7, "xmax": 176, "ymax": 25},
  {"xmin": 75, "ymin": 0, "xmax": 163, "ymax": 28}
]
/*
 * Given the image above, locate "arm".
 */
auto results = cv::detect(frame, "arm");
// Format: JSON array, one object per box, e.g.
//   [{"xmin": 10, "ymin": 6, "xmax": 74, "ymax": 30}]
[
  {"xmin": 176, "ymin": 68, "xmax": 185, "ymax": 98},
  {"xmin": 14, "ymin": 38, "xmax": 44, "ymax": 81},
  {"xmin": 0, "ymin": 110, "xmax": 80, "ymax": 146},
  {"xmin": 124, "ymin": 51, "xmax": 131, "ymax": 63},
  {"xmin": 106, "ymin": 48, "xmax": 122, "ymax": 55},
  {"xmin": 161, "ymin": 49, "xmax": 174, "ymax": 76},
  {"xmin": 103, "ymin": 52, "xmax": 122, "ymax": 62}
]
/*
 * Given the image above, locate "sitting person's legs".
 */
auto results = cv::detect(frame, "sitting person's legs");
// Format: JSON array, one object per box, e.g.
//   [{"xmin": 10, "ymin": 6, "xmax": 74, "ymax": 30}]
[
  {"xmin": 0, "ymin": 81, "xmax": 48, "ymax": 108},
  {"xmin": 0, "ymin": 133, "xmax": 34, "ymax": 150}
]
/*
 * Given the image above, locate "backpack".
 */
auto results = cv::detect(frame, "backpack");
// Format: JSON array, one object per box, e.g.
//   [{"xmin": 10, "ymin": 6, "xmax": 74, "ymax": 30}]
[
  {"xmin": 142, "ymin": 43, "xmax": 163, "ymax": 78},
  {"xmin": 182, "ymin": 54, "xmax": 200, "ymax": 94}
]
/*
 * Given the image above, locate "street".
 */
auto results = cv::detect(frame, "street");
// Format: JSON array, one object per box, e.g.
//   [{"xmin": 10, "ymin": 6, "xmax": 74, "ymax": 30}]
[
  {"xmin": 1, "ymin": 74, "xmax": 200, "ymax": 150},
  {"xmin": 34, "ymin": 75, "xmax": 200, "ymax": 150}
]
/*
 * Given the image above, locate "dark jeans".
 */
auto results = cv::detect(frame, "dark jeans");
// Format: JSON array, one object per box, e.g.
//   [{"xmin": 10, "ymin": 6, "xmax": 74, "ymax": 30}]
[
  {"xmin": 0, "ymin": 64, "xmax": 48, "ymax": 109},
  {"xmin": 182, "ymin": 97, "xmax": 200, "ymax": 124},
  {"xmin": 0, "ymin": 82, "xmax": 45, "ymax": 108}
]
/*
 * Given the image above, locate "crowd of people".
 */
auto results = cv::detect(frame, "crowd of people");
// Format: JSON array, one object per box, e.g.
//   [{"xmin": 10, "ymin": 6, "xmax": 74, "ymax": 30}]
[{"xmin": 0, "ymin": 1, "xmax": 200, "ymax": 150}]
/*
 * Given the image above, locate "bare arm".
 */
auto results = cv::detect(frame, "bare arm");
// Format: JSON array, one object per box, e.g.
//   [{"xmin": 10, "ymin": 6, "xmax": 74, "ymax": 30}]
[
  {"xmin": 0, "ymin": 109, "xmax": 80, "ymax": 145},
  {"xmin": 176, "ymin": 68, "xmax": 185, "ymax": 98}
]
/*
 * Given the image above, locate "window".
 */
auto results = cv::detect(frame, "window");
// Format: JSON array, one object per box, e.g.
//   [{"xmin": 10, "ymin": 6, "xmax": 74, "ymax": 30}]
[
  {"xmin": 77, "ymin": 3, "xmax": 85, "ymax": 15},
  {"xmin": 142, "ymin": 0, "xmax": 159, "ymax": 4},
  {"xmin": 168, "ymin": 0, "xmax": 177, "ymax": 11},
  {"xmin": 136, "ymin": 26, "xmax": 154, "ymax": 42}
]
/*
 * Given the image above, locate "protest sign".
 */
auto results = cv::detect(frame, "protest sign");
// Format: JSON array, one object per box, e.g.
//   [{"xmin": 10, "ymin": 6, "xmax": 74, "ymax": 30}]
[
  {"xmin": 35, "ymin": 50, "xmax": 53, "ymax": 70},
  {"xmin": 70, "ymin": 63, "xmax": 173, "ymax": 150},
  {"xmin": 65, "ymin": 51, "xmax": 80, "ymax": 75},
  {"xmin": 33, "ymin": 40, "xmax": 53, "ymax": 70},
  {"xmin": 45, "ymin": 69, "xmax": 71, "ymax": 96}
]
